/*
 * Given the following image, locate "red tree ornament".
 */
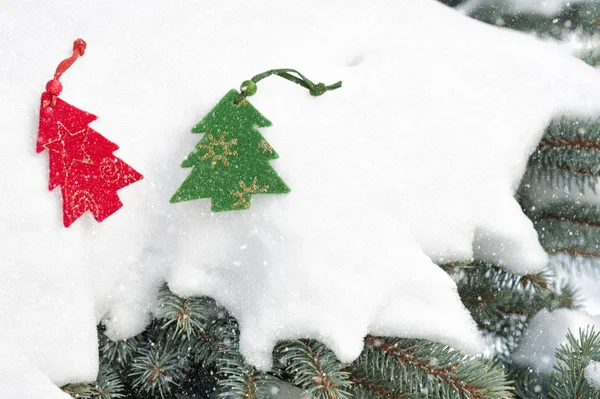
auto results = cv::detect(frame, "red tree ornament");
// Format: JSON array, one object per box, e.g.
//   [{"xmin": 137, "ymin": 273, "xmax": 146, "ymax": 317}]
[{"xmin": 37, "ymin": 39, "xmax": 143, "ymax": 227}]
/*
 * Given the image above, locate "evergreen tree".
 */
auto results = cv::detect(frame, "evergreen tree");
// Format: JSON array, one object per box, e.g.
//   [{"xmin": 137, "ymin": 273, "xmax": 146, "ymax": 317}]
[{"xmin": 62, "ymin": 2, "xmax": 600, "ymax": 398}]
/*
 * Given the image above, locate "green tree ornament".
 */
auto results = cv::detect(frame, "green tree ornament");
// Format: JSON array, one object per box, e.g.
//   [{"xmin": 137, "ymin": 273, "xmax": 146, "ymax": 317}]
[{"xmin": 170, "ymin": 89, "xmax": 290, "ymax": 211}]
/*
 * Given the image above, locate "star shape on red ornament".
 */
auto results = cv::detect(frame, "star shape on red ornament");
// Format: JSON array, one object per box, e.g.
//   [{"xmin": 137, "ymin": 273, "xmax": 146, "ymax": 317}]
[{"xmin": 43, "ymin": 121, "xmax": 93, "ymax": 165}]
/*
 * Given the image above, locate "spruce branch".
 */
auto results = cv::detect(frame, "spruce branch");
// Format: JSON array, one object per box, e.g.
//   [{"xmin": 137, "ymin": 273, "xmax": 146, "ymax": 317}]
[
  {"xmin": 99, "ymin": 332, "xmax": 138, "ymax": 370},
  {"xmin": 177, "ymin": 330, "xmax": 224, "ymax": 367},
  {"xmin": 275, "ymin": 339, "xmax": 352, "ymax": 399},
  {"xmin": 531, "ymin": 202, "xmax": 600, "ymax": 259},
  {"xmin": 457, "ymin": 262, "xmax": 561, "ymax": 320},
  {"xmin": 456, "ymin": 262, "xmax": 578, "ymax": 360},
  {"xmin": 538, "ymin": 210, "xmax": 600, "ymax": 229},
  {"xmin": 539, "ymin": 136, "xmax": 600, "ymax": 151},
  {"xmin": 551, "ymin": 328, "xmax": 600, "ymax": 399},
  {"xmin": 549, "ymin": 248, "xmax": 600, "ymax": 258},
  {"xmin": 440, "ymin": 259, "xmax": 478, "ymax": 275},
  {"xmin": 92, "ymin": 285, "xmax": 524, "ymax": 399},
  {"xmin": 347, "ymin": 336, "xmax": 513, "ymax": 399},
  {"xmin": 156, "ymin": 284, "xmax": 237, "ymax": 367},
  {"xmin": 348, "ymin": 371, "xmax": 415, "ymax": 399},
  {"xmin": 533, "ymin": 202, "xmax": 600, "ymax": 228},
  {"xmin": 62, "ymin": 368, "xmax": 125, "ymax": 399},
  {"xmin": 217, "ymin": 346, "xmax": 281, "ymax": 399},
  {"xmin": 194, "ymin": 307, "xmax": 238, "ymax": 367},
  {"xmin": 525, "ymin": 117, "xmax": 600, "ymax": 193},
  {"xmin": 129, "ymin": 344, "xmax": 186, "ymax": 398},
  {"xmin": 452, "ymin": 0, "xmax": 600, "ymax": 41},
  {"xmin": 156, "ymin": 284, "xmax": 210, "ymax": 339},
  {"xmin": 506, "ymin": 364, "xmax": 553, "ymax": 399},
  {"xmin": 581, "ymin": 48, "xmax": 600, "ymax": 68}
]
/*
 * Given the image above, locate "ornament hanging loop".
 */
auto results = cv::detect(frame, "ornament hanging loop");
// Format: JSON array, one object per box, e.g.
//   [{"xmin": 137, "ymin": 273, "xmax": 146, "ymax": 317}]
[
  {"xmin": 54, "ymin": 39, "xmax": 87, "ymax": 80},
  {"xmin": 46, "ymin": 38, "xmax": 87, "ymax": 107},
  {"xmin": 236, "ymin": 68, "xmax": 342, "ymax": 104}
]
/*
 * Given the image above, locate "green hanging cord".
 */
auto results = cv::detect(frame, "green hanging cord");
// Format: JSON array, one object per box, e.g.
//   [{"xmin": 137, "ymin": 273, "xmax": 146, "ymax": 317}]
[{"xmin": 235, "ymin": 68, "xmax": 342, "ymax": 104}]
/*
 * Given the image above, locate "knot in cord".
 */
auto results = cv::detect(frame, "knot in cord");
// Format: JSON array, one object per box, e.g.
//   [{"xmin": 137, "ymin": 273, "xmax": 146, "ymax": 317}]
[
  {"xmin": 309, "ymin": 82, "xmax": 327, "ymax": 97},
  {"xmin": 73, "ymin": 38, "xmax": 87, "ymax": 56},
  {"xmin": 235, "ymin": 68, "xmax": 341, "ymax": 105}
]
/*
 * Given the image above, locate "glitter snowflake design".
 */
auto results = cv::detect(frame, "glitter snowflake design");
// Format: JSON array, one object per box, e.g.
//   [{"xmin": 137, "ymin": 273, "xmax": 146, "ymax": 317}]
[
  {"xmin": 199, "ymin": 132, "xmax": 238, "ymax": 168},
  {"xmin": 230, "ymin": 177, "xmax": 269, "ymax": 209},
  {"xmin": 259, "ymin": 139, "xmax": 274, "ymax": 154}
]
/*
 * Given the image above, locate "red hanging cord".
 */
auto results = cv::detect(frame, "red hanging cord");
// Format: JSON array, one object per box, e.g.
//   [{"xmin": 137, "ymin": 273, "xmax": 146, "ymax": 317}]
[{"xmin": 46, "ymin": 38, "xmax": 87, "ymax": 107}]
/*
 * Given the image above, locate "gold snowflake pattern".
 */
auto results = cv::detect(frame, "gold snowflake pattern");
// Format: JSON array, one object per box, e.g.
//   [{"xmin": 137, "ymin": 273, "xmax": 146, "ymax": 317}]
[
  {"xmin": 259, "ymin": 139, "xmax": 274, "ymax": 154},
  {"xmin": 199, "ymin": 132, "xmax": 238, "ymax": 168},
  {"xmin": 230, "ymin": 177, "xmax": 269, "ymax": 209}
]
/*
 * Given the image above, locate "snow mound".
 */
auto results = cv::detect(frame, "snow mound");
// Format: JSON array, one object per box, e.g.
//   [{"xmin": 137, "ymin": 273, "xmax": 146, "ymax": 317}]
[
  {"xmin": 0, "ymin": 360, "xmax": 73, "ymax": 399},
  {"xmin": 585, "ymin": 361, "xmax": 600, "ymax": 389},
  {"xmin": 2, "ymin": 0, "xmax": 600, "ymax": 392},
  {"xmin": 513, "ymin": 309, "xmax": 600, "ymax": 373},
  {"xmin": 169, "ymin": 223, "xmax": 481, "ymax": 369}
]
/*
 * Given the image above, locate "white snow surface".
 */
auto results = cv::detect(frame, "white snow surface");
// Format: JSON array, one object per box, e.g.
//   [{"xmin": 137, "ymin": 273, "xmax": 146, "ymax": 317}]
[
  {"xmin": 585, "ymin": 361, "xmax": 600, "ymax": 389},
  {"xmin": 461, "ymin": 0, "xmax": 598, "ymax": 16},
  {"xmin": 2, "ymin": 0, "xmax": 600, "ymax": 393},
  {"xmin": 514, "ymin": 309, "xmax": 600, "ymax": 373},
  {"xmin": 0, "ymin": 348, "xmax": 73, "ymax": 399}
]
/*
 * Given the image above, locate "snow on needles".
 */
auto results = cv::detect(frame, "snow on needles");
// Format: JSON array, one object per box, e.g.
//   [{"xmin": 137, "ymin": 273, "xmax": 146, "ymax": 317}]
[
  {"xmin": 2, "ymin": 0, "xmax": 600, "ymax": 393},
  {"xmin": 586, "ymin": 361, "xmax": 600, "ymax": 389},
  {"xmin": 514, "ymin": 309, "xmax": 600, "ymax": 373}
]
